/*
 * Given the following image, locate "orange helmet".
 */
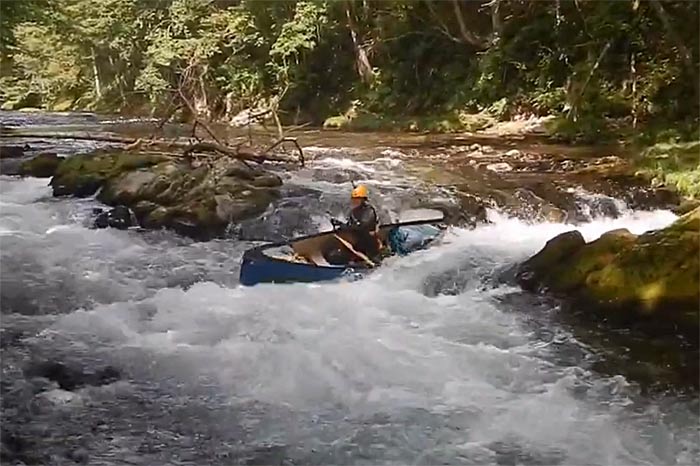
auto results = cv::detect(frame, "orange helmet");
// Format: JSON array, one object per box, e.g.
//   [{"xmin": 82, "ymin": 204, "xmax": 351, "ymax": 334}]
[{"xmin": 351, "ymin": 184, "xmax": 368, "ymax": 199}]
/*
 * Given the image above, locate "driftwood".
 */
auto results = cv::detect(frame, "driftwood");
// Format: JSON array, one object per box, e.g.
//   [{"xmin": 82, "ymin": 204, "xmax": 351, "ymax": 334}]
[{"xmin": 0, "ymin": 131, "xmax": 305, "ymax": 167}]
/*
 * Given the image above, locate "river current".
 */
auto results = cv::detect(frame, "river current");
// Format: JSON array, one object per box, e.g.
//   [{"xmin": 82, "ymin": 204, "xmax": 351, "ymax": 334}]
[{"xmin": 1, "ymin": 112, "xmax": 697, "ymax": 465}]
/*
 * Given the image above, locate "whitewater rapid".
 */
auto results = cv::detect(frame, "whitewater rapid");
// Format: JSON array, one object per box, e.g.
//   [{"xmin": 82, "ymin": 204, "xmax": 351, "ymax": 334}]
[{"xmin": 1, "ymin": 168, "xmax": 697, "ymax": 465}]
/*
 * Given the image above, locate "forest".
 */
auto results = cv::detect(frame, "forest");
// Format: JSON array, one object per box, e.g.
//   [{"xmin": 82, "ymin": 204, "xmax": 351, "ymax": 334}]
[{"xmin": 1, "ymin": 0, "xmax": 698, "ymax": 143}]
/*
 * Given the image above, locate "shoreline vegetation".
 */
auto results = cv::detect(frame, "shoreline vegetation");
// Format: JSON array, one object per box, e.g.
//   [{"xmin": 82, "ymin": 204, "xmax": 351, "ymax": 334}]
[
  {"xmin": 2, "ymin": 1, "xmax": 697, "ymax": 197},
  {"xmin": 1, "ymin": 2, "xmax": 697, "ymax": 133}
]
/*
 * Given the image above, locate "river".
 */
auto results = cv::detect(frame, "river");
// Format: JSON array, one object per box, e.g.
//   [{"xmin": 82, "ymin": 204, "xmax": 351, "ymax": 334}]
[{"xmin": 1, "ymin": 111, "xmax": 698, "ymax": 465}]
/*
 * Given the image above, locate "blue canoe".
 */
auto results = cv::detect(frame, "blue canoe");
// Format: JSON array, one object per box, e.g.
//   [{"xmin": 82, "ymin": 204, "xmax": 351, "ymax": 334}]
[{"xmin": 239, "ymin": 214, "xmax": 445, "ymax": 286}]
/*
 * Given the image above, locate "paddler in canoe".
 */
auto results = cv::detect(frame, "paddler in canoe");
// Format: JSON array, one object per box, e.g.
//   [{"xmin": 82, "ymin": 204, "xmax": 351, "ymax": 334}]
[{"xmin": 326, "ymin": 184, "xmax": 385, "ymax": 267}]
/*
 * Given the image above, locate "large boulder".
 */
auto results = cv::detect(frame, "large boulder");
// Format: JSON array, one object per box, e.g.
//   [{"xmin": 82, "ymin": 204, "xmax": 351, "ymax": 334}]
[
  {"xmin": 19, "ymin": 153, "xmax": 62, "ymax": 178},
  {"xmin": 516, "ymin": 208, "xmax": 700, "ymax": 335},
  {"xmin": 50, "ymin": 150, "xmax": 282, "ymax": 239},
  {"xmin": 50, "ymin": 150, "xmax": 167, "ymax": 197}
]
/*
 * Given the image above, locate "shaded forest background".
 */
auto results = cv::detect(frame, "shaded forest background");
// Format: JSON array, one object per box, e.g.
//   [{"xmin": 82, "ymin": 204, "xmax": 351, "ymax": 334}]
[{"xmin": 1, "ymin": 0, "xmax": 698, "ymax": 143}]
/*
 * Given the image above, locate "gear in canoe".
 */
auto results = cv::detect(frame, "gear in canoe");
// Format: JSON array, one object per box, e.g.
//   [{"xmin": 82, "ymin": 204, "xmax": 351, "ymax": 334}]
[{"xmin": 239, "ymin": 205, "xmax": 446, "ymax": 286}]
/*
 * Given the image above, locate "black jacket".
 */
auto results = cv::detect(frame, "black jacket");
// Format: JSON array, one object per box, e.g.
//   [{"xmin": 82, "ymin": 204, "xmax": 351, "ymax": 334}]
[
  {"xmin": 347, "ymin": 202, "xmax": 378, "ymax": 233},
  {"xmin": 343, "ymin": 202, "xmax": 379, "ymax": 257}
]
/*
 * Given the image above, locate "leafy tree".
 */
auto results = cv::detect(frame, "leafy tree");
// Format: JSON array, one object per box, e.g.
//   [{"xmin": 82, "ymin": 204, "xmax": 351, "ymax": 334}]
[{"xmin": 0, "ymin": 0, "xmax": 696, "ymax": 139}]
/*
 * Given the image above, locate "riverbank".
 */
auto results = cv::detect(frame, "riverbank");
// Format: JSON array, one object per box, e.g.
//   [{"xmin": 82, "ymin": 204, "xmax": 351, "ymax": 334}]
[
  {"xmin": 3, "ymin": 110, "xmax": 688, "ymax": 239},
  {"xmin": 6, "ymin": 106, "xmax": 696, "ymax": 205}
]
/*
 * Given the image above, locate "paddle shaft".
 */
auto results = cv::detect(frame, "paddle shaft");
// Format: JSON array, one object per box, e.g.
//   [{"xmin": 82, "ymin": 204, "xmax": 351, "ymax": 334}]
[{"xmin": 333, "ymin": 234, "xmax": 376, "ymax": 267}]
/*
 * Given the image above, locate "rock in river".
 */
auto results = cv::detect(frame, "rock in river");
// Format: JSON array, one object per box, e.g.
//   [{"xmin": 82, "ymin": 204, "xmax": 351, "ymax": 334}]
[
  {"xmin": 516, "ymin": 207, "xmax": 700, "ymax": 336},
  {"xmin": 93, "ymin": 206, "xmax": 134, "ymax": 230},
  {"xmin": 19, "ymin": 153, "xmax": 62, "ymax": 178},
  {"xmin": 50, "ymin": 150, "xmax": 282, "ymax": 239},
  {"xmin": 0, "ymin": 144, "xmax": 29, "ymax": 159}
]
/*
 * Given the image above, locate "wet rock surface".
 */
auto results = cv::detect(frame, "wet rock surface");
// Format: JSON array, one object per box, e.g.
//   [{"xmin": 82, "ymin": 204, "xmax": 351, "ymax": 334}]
[
  {"xmin": 0, "ymin": 144, "xmax": 29, "ymax": 158},
  {"xmin": 24, "ymin": 360, "xmax": 121, "ymax": 391},
  {"xmin": 93, "ymin": 205, "xmax": 135, "ymax": 230},
  {"xmin": 19, "ymin": 152, "xmax": 62, "ymax": 177},
  {"xmin": 369, "ymin": 138, "xmax": 683, "ymax": 225},
  {"xmin": 50, "ymin": 150, "xmax": 282, "ymax": 239},
  {"xmin": 516, "ymin": 207, "xmax": 700, "ymax": 337}
]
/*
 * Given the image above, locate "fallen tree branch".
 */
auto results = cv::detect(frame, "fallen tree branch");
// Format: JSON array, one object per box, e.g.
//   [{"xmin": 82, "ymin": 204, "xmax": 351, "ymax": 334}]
[
  {"xmin": 1, "ymin": 132, "xmax": 304, "ymax": 166},
  {"xmin": 263, "ymin": 137, "xmax": 305, "ymax": 167},
  {"xmin": 177, "ymin": 88, "xmax": 224, "ymax": 145},
  {"xmin": 183, "ymin": 140, "xmax": 302, "ymax": 165},
  {"xmin": 148, "ymin": 103, "xmax": 182, "ymax": 140}
]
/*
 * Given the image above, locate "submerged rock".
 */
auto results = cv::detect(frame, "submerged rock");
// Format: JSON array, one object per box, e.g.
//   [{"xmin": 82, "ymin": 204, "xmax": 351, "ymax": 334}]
[
  {"xmin": 516, "ymin": 208, "xmax": 700, "ymax": 336},
  {"xmin": 24, "ymin": 361, "xmax": 121, "ymax": 391},
  {"xmin": 93, "ymin": 205, "xmax": 134, "ymax": 230},
  {"xmin": 674, "ymin": 198, "xmax": 700, "ymax": 216},
  {"xmin": 0, "ymin": 144, "xmax": 29, "ymax": 159},
  {"xmin": 19, "ymin": 153, "xmax": 62, "ymax": 178},
  {"xmin": 50, "ymin": 150, "xmax": 282, "ymax": 239}
]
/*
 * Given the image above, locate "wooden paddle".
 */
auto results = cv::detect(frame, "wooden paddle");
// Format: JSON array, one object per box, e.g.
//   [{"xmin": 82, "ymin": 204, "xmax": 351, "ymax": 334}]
[{"xmin": 333, "ymin": 234, "xmax": 376, "ymax": 267}]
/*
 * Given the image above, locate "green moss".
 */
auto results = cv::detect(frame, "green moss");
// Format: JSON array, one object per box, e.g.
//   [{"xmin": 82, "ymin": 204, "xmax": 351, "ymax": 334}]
[
  {"xmin": 51, "ymin": 150, "xmax": 168, "ymax": 197},
  {"xmin": 520, "ymin": 209, "xmax": 700, "ymax": 334},
  {"xmin": 322, "ymin": 115, "xmax": 349, "ymax": 129},
  {"xmin": 635, "ymin": 141, "xmax": 700, "ymax": 198},
  {"xmin": 544, "ymin": 115, "xmax": 614, "ymax": 144},
  {"xmin": 323, "ymin": 108, "xmax": 494, "ymax": 133},
  {"xmin": 19, "ymin": 153, "xmax": 61, "ymax": 178},
  {"xmin": 550, "ymin": 230, "xmax": 637, "ymax": 292},
  {"xmin": 50, "ymin": 97, "xmax": 75, "ymax": 112}
]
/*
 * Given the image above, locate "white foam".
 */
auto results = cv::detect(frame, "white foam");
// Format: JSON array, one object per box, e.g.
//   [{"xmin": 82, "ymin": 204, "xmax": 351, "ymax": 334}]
[
  {"xmin": 312, "ymin": 157, "xmax": 377, "ymax": 173},
  {"xmin": 2, "ymin": 171, "xmax": 695, "ymax": 465}
]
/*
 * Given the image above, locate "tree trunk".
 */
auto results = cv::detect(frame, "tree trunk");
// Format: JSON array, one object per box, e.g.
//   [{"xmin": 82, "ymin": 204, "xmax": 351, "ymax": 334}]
[
  {"xmin": 631, "ymin": 52, "xmax": 638, "ymax": 129},
  {"xmin": 450, "ymin": 0, "xmax": 486, "ymax": 49},
  {"xmin": 344, "ymin": 1, "xmax": 374, "ymax": 83},
  {"xmin": 648, "ymin": 0, "xmax": 698, "ymax": 99},
  {"xmin": 91, "ymin": 48, "xmax": 102, "ymax": 99},
  {"xmin": 489, "ymin": 0, "xmax": 502, "ymax": 43}
]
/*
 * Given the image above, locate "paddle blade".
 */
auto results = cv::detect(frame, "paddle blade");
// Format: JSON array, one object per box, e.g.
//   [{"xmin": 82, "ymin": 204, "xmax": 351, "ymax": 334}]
[{"xmin": 394, "ymin": 208, "xmax": 445, "ymax": 224}]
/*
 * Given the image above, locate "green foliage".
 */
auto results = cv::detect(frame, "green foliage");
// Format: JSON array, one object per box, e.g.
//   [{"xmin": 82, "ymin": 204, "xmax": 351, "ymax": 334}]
[
  {"xmin": 636, "ymin": 141, "xmax": 700, "ymax": 198},
  {"xmin": 0, "ymin": 0, "xmax": 697, "ymax": 137},
  {"xmin": 545, "ymin": 115, "xmax": 614, "ymax": 145}
]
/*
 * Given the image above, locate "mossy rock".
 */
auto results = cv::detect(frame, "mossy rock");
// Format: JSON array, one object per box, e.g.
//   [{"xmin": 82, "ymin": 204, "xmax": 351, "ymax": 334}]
[
  {"xmin": 552, "ymin": 229, "xmax": 637, "ymax": 292},
  {"xmin": 98, "ymin": 169, "xmax": 160, "ymax": 205},
  {"xmin": 50, "ymin": 149, "xmax": 282, "ymax": 240},
  {"xmin": 517, "ymin": 208, "xmax": 700, "ymax": 336},
  {"xmin": 673, "ymin": 198, "xmax": 700, "ymax": 216},
  {"xmin": 323, "ymin": 115, "xmax": 350, "ymax": 129},
  {"xmin": 516, "ymin": 230, "xmax": 586, "ymax": 291},
  {"xmin": 51, "ymin": 151, "xmax": 168, "ymax": 197},
  {"xmin": 19, "ymin": 153, "xmax": 62, "ymax": 178}
]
